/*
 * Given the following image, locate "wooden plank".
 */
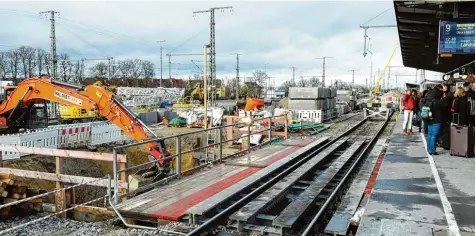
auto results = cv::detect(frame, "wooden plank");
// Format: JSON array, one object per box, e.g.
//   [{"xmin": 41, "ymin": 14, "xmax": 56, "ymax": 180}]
[
  {"xmin": 73, "ymin": 205, "xmax": 115, "ymax": 217},
  {"xmin": 0, "ymin": 168, "xmax": 127, "ymax": 189},
  {"xmin": 0, "ymin": 173, "xmax": 14, "ymax": 179},
  {"xmin": 0, "ymin": 145, "xmax": 127, "ymax": 163},
  {"xmin": 56, "ymin": 156, "xmax": 67, "ymax": 218}
]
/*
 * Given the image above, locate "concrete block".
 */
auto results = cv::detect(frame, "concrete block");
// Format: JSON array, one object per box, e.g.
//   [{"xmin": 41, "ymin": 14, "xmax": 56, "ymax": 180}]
[
  {"xmin": 288, "ymin": 99, "xmax": 319, "ymax": 110},
  {"xmin": 289, "ymin": 87, "xmax": 321, "ymax": 99}
]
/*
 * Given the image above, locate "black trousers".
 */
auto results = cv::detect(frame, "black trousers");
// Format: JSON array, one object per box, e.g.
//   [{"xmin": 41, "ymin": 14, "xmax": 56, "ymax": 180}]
[{"xmin": 438, "ymin": 122, "xmax": 451, "ymax": 150}]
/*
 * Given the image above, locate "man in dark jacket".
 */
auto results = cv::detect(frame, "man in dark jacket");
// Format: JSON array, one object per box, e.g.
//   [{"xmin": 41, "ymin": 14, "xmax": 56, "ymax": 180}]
[
  {"xmin": 438, "ymin": 83, "xmax": 454, "ymax": 149},
  {"xmin": 426, "ymin": 87, "xmax": 446, "ymax": 155},
  {"xmin": 463, "ymin": 82, "xmax": 475, "ymax": 127}
]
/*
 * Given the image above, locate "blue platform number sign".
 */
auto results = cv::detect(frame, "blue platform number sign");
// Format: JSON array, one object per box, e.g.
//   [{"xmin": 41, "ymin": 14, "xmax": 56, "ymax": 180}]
[{"xmin": 439, "ymin": 20, "xmax": 475, "ymax": 54}]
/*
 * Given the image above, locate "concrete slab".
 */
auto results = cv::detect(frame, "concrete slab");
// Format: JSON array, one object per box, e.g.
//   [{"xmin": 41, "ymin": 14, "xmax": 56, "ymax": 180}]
[
  {"xmin": 274, "ymin": 140, "xmax": 365, "ymax": 228},
  {"xmin": 356, "ymin": 118, "xmax": 475, "ymax": 235},
  {"xmin": 229, "ymin": 138, "xmax": 347, "ymax": 223},
  {"xmin": 278, "ymin": 138, "xmax": 317, "ymax": 147},
  {"xmin": 324, "ymin": 139, "xmax": 387, "ymax": 235},
  {"xmin": 357, "ymin": 217, "xmax": 448, "ymax": 236},
  {"xmin": 187, "ymin": 137, "xmax": 330, "ymax": 218},
  {"xmin": 431, "ymin": 148, "xmax": 475, "ymax": 233}
]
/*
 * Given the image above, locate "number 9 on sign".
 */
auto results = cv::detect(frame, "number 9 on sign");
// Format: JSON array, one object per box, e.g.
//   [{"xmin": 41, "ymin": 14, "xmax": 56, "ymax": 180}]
[{"xmin": 445, "ymin": 24, "xmax": 451, "ymax": 32}]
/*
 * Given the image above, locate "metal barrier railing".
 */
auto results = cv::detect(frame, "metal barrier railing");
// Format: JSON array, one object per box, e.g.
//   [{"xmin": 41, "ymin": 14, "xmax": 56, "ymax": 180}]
[{"xmin": 110, "ymin": 114, "xmax": 289, "ymax": 204}]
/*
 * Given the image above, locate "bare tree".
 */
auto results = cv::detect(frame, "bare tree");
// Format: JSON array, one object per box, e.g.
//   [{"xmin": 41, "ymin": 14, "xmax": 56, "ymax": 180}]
[
  {"xmin": 17, "ymin": 46, "xmax": 37, "ymax": 79},
  {"xmin": 0, "ymin": 52, "xmax": 8, "ymax": 80},
  {"xmin": 252, "ymin": 70, "xmax": 268, "ymax": 86},
  {"xmin": 279, "ymin": 79, "xmax": 295, "ymax": 97},
  {"xmin": 90, "ymin": 62, "xmax": 108, "ymax": 78},
  {"xmin": 37, "ymin": 49, "xmax": 50, "ymax": 77},
  {"xmin": 140, "ymin": 60, "xmax": 155, "ymax": 78},
  {"xmin": 130, "ymin": 59, "xmax": 142, "ymax": 79},
  {"xmin": 6, "ymin": 49, "xmax": 20, "ymax": 79},
  {"xmin": 57, "ymin": 53, "xmax": 72, "ymax": 81},
  {"xmin": 308, "ymin": 76, "xmax": 321, "ymax": 87}
]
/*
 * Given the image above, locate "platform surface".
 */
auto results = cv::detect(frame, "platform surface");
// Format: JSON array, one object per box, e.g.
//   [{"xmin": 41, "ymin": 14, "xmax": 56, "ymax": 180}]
[
  {"xmin": 116, "ymin": 137, "xmax": 317, "ymax": 221},
  {"xmin": 356, "ymin": 118, "xmax": 475, "ymax": 236}
]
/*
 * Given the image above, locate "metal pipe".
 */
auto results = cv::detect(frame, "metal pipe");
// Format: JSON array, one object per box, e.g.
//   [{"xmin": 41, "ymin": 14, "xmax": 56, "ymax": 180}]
[
  {"xmin": 176, "ymin": 136, "xmax": 182, "ymax": 177},
  {"xmin": 108, "ymin": 175, "xmax": 186, "ymax": 235},
  {"xmin": 247, "ymin": 124, "xmax": 251, "ymax": 151},
  {"xmin": 268, "ymin": 117, "xmax": 272, "ymax": 144},
  {"xmin": 218, "ymin": 128, "xmax": 223, "ymax": 162},
  {"xmin": 203, "ymin": 45, "xmax": 209, "ymax": 130}
]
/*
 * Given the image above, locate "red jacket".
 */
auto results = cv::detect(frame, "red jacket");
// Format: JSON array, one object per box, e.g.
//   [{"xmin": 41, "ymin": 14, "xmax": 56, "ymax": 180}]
[{"xmin": 403, "ymin": 94, "xmax": 415, "ymax": 110}]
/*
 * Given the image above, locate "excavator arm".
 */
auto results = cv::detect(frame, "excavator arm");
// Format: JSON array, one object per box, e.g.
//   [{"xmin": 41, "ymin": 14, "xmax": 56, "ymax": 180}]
[{"xmin": 0, "ymin": 78, "xmax": 168, "ymax": 167}]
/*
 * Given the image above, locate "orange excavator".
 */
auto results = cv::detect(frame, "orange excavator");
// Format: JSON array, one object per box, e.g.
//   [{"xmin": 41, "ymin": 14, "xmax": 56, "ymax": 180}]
[{"xmin": 0, "ymin": 77, "xmax": 170, "ymax": 175}]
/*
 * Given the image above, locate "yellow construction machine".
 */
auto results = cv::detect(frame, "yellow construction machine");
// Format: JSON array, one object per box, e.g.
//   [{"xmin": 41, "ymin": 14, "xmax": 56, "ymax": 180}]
[{"xmin": 173, "ymin": 83, "xmax": 204, "ymax": 108}]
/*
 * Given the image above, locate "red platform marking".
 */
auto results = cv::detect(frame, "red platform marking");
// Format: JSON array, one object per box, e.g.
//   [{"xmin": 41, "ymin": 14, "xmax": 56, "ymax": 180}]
[
  {"xmin": 364, "ymin": 154, "xmax": 385, "ymax": 195},
  {"xmin": 149, "ymin": 145, "xmax": 302, "ymax": 221}
]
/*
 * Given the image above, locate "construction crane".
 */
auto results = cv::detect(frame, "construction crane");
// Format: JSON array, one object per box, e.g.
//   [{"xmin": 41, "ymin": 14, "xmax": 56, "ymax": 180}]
[{"xmin": 373, "ymin": 47, "xmax": 398, "ymax": 94}]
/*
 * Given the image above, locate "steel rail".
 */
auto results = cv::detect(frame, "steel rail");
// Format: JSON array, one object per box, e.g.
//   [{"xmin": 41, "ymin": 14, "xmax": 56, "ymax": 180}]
[
  {"xmin": 186, "ymin": 118, "xmax": 368, "ymax": 236},
  {"xmin": 301, "ymin": 115, "xmax": 390, "ymax": 236}
]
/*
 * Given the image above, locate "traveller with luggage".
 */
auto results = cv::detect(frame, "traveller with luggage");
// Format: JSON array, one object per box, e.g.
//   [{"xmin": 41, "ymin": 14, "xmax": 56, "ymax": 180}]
[{"xmin": 424, "ymin": 85, "xmax": 446, "ymax": 155}]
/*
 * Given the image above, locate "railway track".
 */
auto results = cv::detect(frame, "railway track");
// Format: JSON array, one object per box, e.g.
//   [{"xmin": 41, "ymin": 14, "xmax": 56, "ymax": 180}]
[{"xmin": 182, "ymin": 116, "xmax": 390, "ymax": 236}]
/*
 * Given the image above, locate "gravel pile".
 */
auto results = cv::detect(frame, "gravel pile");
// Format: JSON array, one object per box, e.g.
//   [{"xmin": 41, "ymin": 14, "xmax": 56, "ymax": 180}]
[{"xmin": 0, "ymin": 215, "xmax": 195, "ymax": 236}]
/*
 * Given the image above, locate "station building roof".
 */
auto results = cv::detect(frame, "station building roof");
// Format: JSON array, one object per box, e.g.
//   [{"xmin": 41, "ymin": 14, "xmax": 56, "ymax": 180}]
[{"xmin": 394, "ymin": 1, "xmax": 475, "ymax": 73}]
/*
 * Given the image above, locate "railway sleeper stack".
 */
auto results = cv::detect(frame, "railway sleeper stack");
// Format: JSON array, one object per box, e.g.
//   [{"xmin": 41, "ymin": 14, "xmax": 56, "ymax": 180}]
[
  {"xmin": 288, "ymin": 87, "xmax": 338, "ymax": 123},
  {"xmin": 0, "ymin": 173, "xmax": 44, "ymax": 218}
]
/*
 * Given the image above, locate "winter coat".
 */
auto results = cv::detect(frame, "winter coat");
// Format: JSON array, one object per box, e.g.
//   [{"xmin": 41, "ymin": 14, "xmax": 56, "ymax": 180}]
[
  {"xmin": 442, "ymin": 90, "xmax": 454, "ymax": 123},
  {"xmin": 426, "ymin": 89, "xmax": 446, "ymax": 124},
  {"xmin": 403, "ymin": 94, "xmax": 415, "ymax": 110},
  {"xmin": 451, "ymin": 95, "xmax": 469, "ymax": 125}
]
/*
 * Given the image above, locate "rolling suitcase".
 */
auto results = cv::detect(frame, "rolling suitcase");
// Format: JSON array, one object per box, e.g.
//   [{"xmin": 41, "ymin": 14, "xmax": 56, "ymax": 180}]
[{"xmin": 450, "ymin": 114, "xmax": 474, "ymax": 158}]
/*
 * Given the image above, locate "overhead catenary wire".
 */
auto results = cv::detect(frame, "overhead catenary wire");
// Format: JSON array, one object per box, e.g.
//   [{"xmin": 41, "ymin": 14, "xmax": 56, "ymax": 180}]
[
  {"xmin": 56, "ymin": 22, "xmax": 113, "ymax": 56},
  {"xmin": 361, "ymin": 7, "xmax": 392, "ymax": 26}
]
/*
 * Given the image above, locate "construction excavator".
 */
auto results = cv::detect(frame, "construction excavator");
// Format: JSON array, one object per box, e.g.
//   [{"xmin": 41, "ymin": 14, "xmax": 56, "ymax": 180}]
[{"xmin": 0, "ymin": 77, "xmax": 170, "ymax": 176}]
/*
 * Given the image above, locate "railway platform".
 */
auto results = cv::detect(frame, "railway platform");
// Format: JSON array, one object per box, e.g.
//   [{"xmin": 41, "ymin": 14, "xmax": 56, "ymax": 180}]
[{"xmin": 356, "ymin": 118, "xmax": 475, "ymax": 236}]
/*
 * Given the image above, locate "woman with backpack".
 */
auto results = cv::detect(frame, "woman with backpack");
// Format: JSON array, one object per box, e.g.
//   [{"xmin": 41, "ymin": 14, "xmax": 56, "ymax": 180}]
[
  {"xmin": 402, "ymin": 89, "xmax": 416, "ymax": 135},
  {"xmin": 425, "ymin": 85, "xmax": 446, "ymax": 155},
  {"xmin": 419, "ymin": 89, "xmax": 429, "ymax": 135}
]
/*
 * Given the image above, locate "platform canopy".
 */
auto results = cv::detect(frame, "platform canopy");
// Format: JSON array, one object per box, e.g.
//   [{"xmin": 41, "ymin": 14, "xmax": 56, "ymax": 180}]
[{"xmin": 394, "ymin": 1, "xmax": 475, "ymax": 73}]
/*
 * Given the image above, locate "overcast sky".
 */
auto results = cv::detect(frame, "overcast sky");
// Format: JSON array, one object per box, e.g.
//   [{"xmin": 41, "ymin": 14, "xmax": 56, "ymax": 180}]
[{"xmin": 0, "ymin": 0, "xmax": 442, "ymax": 88}]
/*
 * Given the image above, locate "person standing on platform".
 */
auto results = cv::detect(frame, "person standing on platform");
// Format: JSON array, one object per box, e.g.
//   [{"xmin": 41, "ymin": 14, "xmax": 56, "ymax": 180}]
[
  {"xmin": 419, "ymin": 89, "xmax": 429, "ymax": 135},
  {"xmin": 438, "ymin": 83, "xmax": 454, "ymax": 149},
  {"xmin": 451, "ymin": 87, "xmax": 469, "ymax": 126},
  {"xmin": 463, "ymin": 82, "xmax": 475, "ymax": 127},
  {"xmin": 426, "ymin": 85, "xmax": 445, "ymax": 155},
  {"xmin": 402, "ymin": 89, "xmax": 416, "ymax": 135}
]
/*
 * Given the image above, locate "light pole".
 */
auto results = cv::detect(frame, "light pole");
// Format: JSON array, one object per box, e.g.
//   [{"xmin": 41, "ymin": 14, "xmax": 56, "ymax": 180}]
[
  {"xmin": 264, "ymin": 63, "xmax": 268, "ymax": 98},
  {"xmin": 157, "ymin": 40, "xmax": 165, "ymax": 87}
]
